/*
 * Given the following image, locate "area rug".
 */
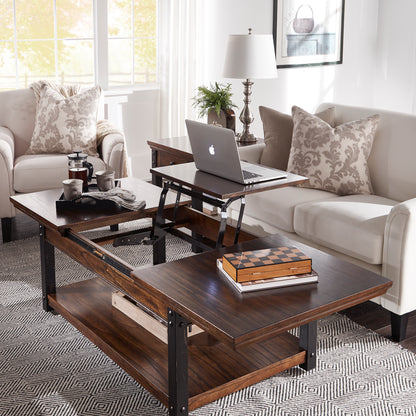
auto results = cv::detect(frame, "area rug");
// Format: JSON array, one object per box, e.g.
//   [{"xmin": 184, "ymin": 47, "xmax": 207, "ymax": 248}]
[{"xmin": 1, "ymin": 231, "xmax": 416, "ymax": 416}]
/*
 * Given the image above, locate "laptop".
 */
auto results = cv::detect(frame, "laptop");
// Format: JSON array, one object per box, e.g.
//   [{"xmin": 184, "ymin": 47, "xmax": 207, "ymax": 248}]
[{"xmin": 185, "ymin": 119, "xmax": 288, "ymax": 185}]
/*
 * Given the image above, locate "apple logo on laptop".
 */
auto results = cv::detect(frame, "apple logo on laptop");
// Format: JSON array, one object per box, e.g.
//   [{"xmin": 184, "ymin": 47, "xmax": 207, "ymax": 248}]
[{"xmin": 209, "ymin": 144, "xmax": 215, "ymax": 155}]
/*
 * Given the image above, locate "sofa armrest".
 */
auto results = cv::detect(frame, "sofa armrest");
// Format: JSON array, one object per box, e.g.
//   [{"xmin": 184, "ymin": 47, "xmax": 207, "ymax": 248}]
[
  {"xmin": 99, "ymin": 132, "xmax": 126, "ymax": 178},
  {"xmin": 382, "ymin": 198, "xmax": 416, "ymax": 315},
  {"xmin": 237, "ymin": 143, "xmax": 265, "ymax": 164},
  {"xmin": 0, "ymin": 126, "xmax": 16, "ymax": 218}
]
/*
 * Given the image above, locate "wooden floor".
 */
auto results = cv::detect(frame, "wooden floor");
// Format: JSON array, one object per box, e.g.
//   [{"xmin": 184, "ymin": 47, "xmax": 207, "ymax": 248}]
[{"xmin": 2, "ymin": 213, "xmax": 416, "ymax": 353}]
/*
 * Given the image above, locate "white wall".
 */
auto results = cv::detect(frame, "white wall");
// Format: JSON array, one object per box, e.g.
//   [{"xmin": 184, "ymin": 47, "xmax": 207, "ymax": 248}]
[
  {"xmin": 373, "ymin": 0, "xmax": 416, "ymax": 113},
  {"xmin": 119, "ymin": 0, "xmax": 416, "ymax": 180},
  {"xmin": 202, "ymin": 0, "xmax": 379, "ymax": 137},
  {"xmin": 105, "ymin": 87, "xmax": 160, "ymax": 181}
]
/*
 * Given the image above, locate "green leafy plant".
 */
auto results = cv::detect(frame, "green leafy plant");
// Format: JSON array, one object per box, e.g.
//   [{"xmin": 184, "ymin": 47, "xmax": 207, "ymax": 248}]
[{"xmin": 192, "ymin": 82, "xmax": 237, "ymax": 117}]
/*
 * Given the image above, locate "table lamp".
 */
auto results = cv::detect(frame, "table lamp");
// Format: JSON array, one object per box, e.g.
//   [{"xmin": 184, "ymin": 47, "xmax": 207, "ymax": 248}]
[{"xmin": 223, "ymin": 28, "xmax": 278, "ymax": 143}]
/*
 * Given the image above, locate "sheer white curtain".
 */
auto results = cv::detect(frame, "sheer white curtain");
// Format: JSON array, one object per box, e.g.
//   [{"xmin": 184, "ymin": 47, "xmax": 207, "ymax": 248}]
[{"xmin": 158, "ymin": 0, "xmax": 204, "ymax": 138}]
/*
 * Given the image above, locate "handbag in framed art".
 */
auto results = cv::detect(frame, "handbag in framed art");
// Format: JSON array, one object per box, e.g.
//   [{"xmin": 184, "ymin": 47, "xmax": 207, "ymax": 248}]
[{"xmin": 273, "ymin": 0, "xmax": 345, "ymax": 68}]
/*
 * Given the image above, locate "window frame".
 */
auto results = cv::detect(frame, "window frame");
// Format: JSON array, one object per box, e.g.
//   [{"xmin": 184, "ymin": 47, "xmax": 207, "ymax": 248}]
[{"xmin": 1, "ymin": 0, "xmax": 158, "ymax": 90}]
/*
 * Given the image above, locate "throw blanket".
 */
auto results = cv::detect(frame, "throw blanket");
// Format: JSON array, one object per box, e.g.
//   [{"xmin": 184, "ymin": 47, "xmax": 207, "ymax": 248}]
[
  {"xmin": 81, "ymin": 188, "xmax": 146, "ymax": 211},
  {"xmin": 29, "ymin": 80, "xmax": 128, "ymax": 177}
]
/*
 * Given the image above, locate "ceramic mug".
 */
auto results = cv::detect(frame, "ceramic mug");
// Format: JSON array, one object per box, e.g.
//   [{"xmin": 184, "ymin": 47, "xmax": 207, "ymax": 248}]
[
  {"xmin": 96, "ymin": 170, "xmax": 115, "ymax": 192},
  {"xmin": 63, "ymin": 179, "xmax": 83, "ymax": 200}
]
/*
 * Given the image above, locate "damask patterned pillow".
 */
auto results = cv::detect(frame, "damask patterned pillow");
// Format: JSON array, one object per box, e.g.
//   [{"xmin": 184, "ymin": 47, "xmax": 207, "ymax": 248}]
[
  {"xmin": 259, "ymin": 106, "xmax": 335, "ymax": 170},
  {"xmin": 26, "ymin": 85, "xmax": 102, "ymax": 156},
  {"xmin": 287, "ymin": 106, "xmax": 380, "ymax": 195}
]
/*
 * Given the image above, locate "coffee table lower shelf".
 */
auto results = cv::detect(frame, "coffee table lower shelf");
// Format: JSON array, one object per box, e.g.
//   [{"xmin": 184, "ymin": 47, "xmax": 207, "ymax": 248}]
[{"xmin": 48, "ymin": 278, "xmax": 306, "ymax": 411}]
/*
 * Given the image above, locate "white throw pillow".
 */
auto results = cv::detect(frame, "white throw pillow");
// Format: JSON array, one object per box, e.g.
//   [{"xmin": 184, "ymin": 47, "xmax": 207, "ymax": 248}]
[
  {"xmin": 287, "ymin": 106, "xmax": 380, "ymax": 195},
  {"xmin": 26, "ymin": 85, "xmax": 102, "ymax": 156}
]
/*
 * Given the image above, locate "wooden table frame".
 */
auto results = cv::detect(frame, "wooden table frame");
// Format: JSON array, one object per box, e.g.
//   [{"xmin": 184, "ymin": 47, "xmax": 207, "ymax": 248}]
[
  {"xmin": 10, "ymin": 179, "xmax": 392, "ymax": 416},
  {"xmin": 36, "ymin": 218, "xmax": 320, "ymax": 416}
]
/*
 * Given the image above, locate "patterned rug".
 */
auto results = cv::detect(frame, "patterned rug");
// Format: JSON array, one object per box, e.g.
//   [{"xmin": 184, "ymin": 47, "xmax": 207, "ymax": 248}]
[{"xmin": 1, "ymin": 227, "xmax": 416, "ymax": 416}]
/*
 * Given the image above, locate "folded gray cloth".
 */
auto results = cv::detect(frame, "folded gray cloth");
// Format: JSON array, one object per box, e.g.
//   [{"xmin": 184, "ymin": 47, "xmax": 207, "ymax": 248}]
[{"xmin": 81, "ymin": 188, "xmax": 146, "ymax": 211}]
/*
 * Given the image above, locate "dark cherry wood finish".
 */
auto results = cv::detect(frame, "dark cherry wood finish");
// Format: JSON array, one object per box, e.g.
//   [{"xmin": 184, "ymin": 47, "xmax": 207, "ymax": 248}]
[
  {"xmin": 10, "ymin": 178, "xmax": 188, "ymax": 233},
  {"xmin": 48, "ymin": 278, "xmax": 305, "ymax": 411},
  {"xmin": 3, "ymin": 214, "xmax": 416, "ymax": 355},
  {"xmin": 151, "ymin": 162, "xmax": 307, "ymax": 200},
  {"xmin": 7, "ymin": 180, "xmax": 393, "ymax": 414},
  {"xmin": 131, "ymin": 234, "xmax": 392, "ymax": 349}
]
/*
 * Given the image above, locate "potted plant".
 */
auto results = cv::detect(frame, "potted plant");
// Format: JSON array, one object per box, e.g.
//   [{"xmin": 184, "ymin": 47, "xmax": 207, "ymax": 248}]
[{"xmin": 192, "ymin": 82, "xmax": 237, "ymax": 131}]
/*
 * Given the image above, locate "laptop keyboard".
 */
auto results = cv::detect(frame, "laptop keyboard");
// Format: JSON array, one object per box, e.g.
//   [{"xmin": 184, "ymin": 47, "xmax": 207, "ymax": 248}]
[{"xmin": 242, "ymin": 170, "xmax": 261, "ymax": 179}]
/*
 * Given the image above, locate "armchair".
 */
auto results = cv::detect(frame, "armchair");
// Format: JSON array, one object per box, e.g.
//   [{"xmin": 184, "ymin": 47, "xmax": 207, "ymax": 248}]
[{"xmin": 0, "ymin": 87, "xmax": 126, "ymax": 243}]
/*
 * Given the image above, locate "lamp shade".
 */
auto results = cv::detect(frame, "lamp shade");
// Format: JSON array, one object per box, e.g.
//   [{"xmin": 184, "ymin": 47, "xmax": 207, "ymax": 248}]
[{"xmin": 223, "ymin": 33, "xmax": 278, "ymax": 79}]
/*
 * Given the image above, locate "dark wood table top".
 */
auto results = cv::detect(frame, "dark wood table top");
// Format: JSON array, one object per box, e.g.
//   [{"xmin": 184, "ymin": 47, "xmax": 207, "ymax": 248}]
[
  {"xmin": 147, "ymin": 136, "xmax": 193, "ymax": 157},
  {"xmin": 10, "ymin": 177, "xmax": 189, "ymax": 232},
  {"xmin": 151, "ymin": 162, "xmax": 307, "ymax": 199},
  {"xmin": 147, "ymin": 136, "xmax": 265, "ymax": 157},
  {"xmin": 131, "ymin": 233, "xmax": 392, "ymax": 349}
]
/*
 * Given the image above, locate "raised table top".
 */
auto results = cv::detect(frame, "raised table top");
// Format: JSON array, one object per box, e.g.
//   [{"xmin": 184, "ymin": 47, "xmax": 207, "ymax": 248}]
[
  {"xmin": 151, "ymin": 162, "xmax": 307, "ymax": 199},
  {"xmin": 131, "ymin": 233, "xmax": 392, "ymax": 349},
  {"xmin": 10, "ymin": 177, "xmax": 189, "ymax": 232}
]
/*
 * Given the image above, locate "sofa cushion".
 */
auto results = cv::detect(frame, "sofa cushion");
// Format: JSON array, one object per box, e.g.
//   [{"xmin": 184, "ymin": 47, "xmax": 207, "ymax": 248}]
[
  {"xmin": 259, "ymin": 106, "xmax": 335, "ymax": 170},
  {"xmin": 244, "ymin": 186, "xmax": 339, "ymax": 233},
  {"xmin": 293, "ymin": 194, "xmax": 397, "ymax": 264},
  {"xmin": 26, "ymin": 85, "xmax": 101, "ymax": 157},
  {"xmin": 288, "ymin": 106, "xmax": 380, "ymax": 196},
  {"xmin": 14, "ymin": 154, "xmax": 106, "ymax": 193}
]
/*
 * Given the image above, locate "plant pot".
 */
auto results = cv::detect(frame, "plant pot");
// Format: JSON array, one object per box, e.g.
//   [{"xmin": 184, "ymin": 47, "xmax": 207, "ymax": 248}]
[{"xmin": 208, "ymin": 109, "xmax": 236, "ymax": 132}]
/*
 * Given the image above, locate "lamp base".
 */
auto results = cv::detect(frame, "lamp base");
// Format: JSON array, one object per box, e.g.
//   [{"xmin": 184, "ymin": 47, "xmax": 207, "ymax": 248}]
[
  {"xmin": 236, "ymin": 132, "xmax": 257, "ymax": 143},
  {"xmin": 237, "ymin": 79, "xmax": 257, "ymax": 144}
]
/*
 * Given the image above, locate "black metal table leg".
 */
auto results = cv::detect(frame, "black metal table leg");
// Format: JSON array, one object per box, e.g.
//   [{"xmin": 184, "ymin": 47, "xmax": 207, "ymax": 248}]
[
  {"xmin": 152, "ymin": 150, "xmax": 163, "ymax": 187},
  {"xmin": 155, "ymin": 182, "xmax": 170, "ymax": 227},
  {"xmin": 152, "ymin": 183, "xmax": 170, "ymax": 264},
  {"xmin": 39, "ymin": 224, "xmax": 56, "ymax": 312},
  {"xmin": 168, "ymin": 308, "xmax": 189, "ymax": 416},
  {"xmin": 234, "ymin": 196, "xmax": 245, "ymax": 244},
  {"xmin": 191, "ymin": 192, "xmax": 203, "ymax": 253},
  {"xmin": 216, "ymin": 204, "xmax": 228, "ymax": 248},
  {"xmin": 299, "ymin": 321, "xmax": 317, "ymax": 371},
  {"xmin": 152, "ymin": 217, "xmax": 166, "ymax": 265},
  {"xmin": 172, "ymin": 184, "xmax": 183, "ymax": 222},
  {"xmin": 215, "ymin": 196, "xmax": 243, "ymax": 248}
]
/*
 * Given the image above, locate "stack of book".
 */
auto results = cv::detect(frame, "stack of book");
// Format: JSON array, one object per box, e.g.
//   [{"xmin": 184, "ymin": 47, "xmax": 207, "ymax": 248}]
[{"xmin": 217, "ymin": 246, "xmax": 318, "ymax": 293}]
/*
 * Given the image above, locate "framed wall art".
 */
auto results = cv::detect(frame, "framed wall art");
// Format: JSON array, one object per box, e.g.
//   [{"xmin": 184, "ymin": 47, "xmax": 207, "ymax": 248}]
[{"xmin": 273, "ymin": 0, "xmax": 345, "ymax": 68}]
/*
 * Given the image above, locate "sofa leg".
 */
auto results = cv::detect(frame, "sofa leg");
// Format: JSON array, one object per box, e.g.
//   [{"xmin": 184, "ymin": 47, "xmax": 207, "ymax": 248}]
[
  {"xmin": 391, "ymin": 312, "xmax": 410, "ymax": 342},
  {"xmin": 1, "ymin": 217, "xmax": 12, "ymax": 243}
]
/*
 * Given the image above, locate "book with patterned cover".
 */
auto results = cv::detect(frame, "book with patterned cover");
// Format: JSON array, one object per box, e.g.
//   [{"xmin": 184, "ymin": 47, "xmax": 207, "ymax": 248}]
[
  {"xmin": 217, "ymin": 259, "xmax": 318, "ymax": 293},
  {"xmin": 222, "ymin": 246, "xmax": 312, "ymax": 283}
]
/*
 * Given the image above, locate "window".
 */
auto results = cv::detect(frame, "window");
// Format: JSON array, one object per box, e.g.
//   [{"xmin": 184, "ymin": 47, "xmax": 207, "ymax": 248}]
[
  {"xmin": 0, "ymin": 0, "xmax": 157, "ymax": 90},
  {"xmin": 108, "ymin": 0, "xmax": 157, "ymax": 86}
]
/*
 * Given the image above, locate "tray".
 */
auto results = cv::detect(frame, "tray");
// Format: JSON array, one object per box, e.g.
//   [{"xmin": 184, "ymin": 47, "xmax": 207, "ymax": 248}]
[{"xmin": 56, "ymin": 182, "xmax": 123, "ymax": 212}]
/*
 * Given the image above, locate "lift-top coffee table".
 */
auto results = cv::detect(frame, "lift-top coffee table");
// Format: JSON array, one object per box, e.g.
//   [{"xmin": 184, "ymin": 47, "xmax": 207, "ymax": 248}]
[{"xmin": 10, "ymin": 178, "xmax": 392, "ymax": 416}]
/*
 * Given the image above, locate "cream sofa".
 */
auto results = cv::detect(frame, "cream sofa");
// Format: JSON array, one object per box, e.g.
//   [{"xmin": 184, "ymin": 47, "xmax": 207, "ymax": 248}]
[
  {"xmin": 0, "ymin": 88, "xmax": 126, "ymax": 242},
  {"xmin": 237, "ymin": 103, "xmax": 416, "ymax": 342}
]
